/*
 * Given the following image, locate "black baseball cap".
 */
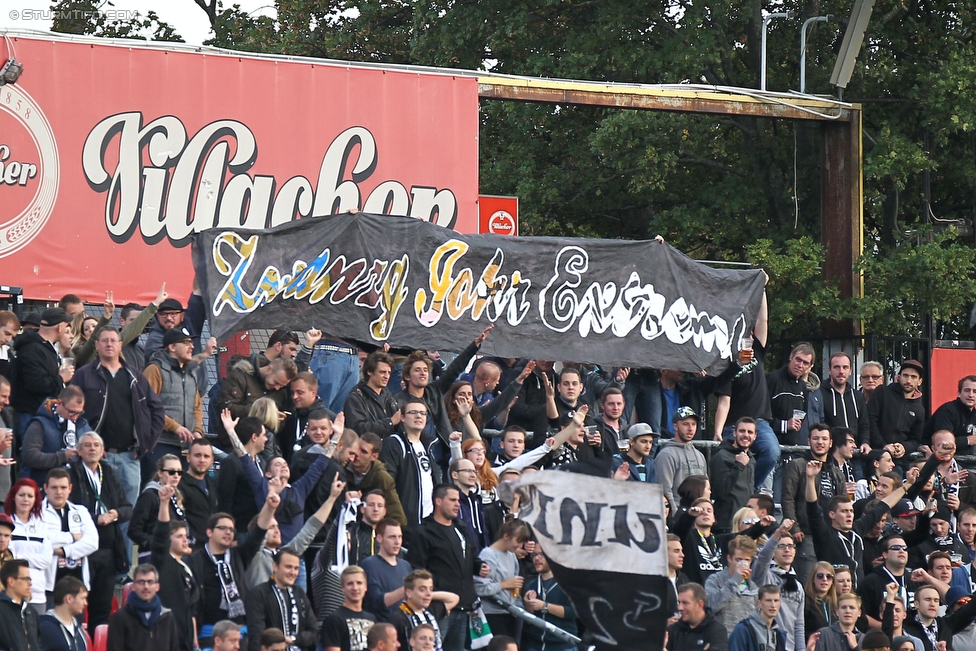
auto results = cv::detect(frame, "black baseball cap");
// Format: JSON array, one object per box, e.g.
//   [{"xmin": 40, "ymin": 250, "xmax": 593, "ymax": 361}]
[
  {"xmin": 162, "ymin": 327, "xmax": 194, "ymax": 347},
  {"xmin": 40, "ymin": 308, "xmax": 72, "ymax": 326}
]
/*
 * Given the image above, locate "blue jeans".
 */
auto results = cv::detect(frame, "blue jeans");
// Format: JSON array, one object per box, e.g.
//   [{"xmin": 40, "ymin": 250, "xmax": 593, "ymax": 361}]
[
  {"xmin": 439, "ymin": 609, "xmax": 469, "ymax": 651},
  {"xmin": 722, "ymin": 418, "xmax": 780, "ymax": 492},
  {"xmin": 308, "ymin": 344, "xmax": 360, "ymax": 414},
  {"xmin": 104, "ymin": 450, "xmax": 141, "ymax": 567},
  {"xmin": 622, "ymin": 373, "xmax": 662, "ymax": 432}
]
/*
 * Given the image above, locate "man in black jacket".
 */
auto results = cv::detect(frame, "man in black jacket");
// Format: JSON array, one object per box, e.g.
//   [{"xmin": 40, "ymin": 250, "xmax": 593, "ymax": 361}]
[
  {"xmin": 902, "ymin": 584, "xmax": 976, "ymax": 650},
  {"xmin": 187, "ymin": 490, "xmax": 277, "ymax": 644},
  {"xmin": 182, "ymin": 438, "xmax": 219, "ymax": 549},
  {"xmin": 925, "ymin": 375, "xmax": 976, "ymax": 455},
  {"xmin": 820, "ymin": 352, "xmax": 871, "ymax": 453},
  {"xmin": 10, "ymin": 308, "xmax": 74, "ymax": 437},
  {"xmin": 380, "ymin": 399, "xmax": 442, "ymax": 528},
  {"xmin": 406, "ymin": 484, "xmax": 490, "ymax": 651},
  {"xmin": 666, "ymin": 582, "xmax": 728, "ymax": 651},
  {"xmin": 67, "ymin": 431, "xmax": 133, "ymax": 635},
  {"xmin": 765, "ymin": 343, "xmax": 813, "ymax": 446},
  {"xmin": 72, "ymin": 325, "xmax": 165, "ymax": 565},
  {"xmin": 780, "ymin": 423, "xmax": 845, "ymax": 582},
  {"xmin": 246, "ymin": 548, "xmax": 318, "ymax": 651},
  {"xmin": 107, "ymin": 563, "xmax": 180, "ymax": 651},
  {"xmin": 344, "ymin": 351, "xmax": 402, "ymax": 439},
  {"xmin": 0, "ymin": 560, "xmax": 41, "ymax": 651},
  {"xmin": 710, "ymin": 418, "xmax": 756, "ymax": 534},
  {"xmin": 867, "ymin": 360, "xmax": 926, "ymax": 466}
]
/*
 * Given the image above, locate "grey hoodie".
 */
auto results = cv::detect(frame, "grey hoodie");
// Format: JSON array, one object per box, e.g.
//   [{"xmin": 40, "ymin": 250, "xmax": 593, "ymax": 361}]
[
  {"xmin": 704, "ymin": 566, "xmax": 759, "ymax": 636},
  {"xmin": 750, "ymin": 535, "xmax": 805, "ymax": 651},
  {"xmin": 745, "ymin": 610, "xmax": 782, "ymax": 651},
  {"xmin": 814, "ymin": 622, "xmax": 862, "ymax": 651},
  {"xmin": 655, "ymin": 438, "xmax": 707, "ymax": 508}
]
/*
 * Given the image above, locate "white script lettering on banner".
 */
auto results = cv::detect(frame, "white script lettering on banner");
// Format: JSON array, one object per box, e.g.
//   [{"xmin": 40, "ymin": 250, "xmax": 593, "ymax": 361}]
[{"xmin": 82, "ymin": 116, "xmax": 459, "ymax": 247}]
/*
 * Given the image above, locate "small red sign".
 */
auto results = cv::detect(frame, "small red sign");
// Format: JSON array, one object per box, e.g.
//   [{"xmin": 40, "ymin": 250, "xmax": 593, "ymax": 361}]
[{"xmin": 479, "ymin": 195, "xmax": 519, "ymax": 235}]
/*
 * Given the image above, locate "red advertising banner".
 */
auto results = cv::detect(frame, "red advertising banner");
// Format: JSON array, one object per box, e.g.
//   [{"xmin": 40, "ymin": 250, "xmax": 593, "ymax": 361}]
[
  {"xmin": 479, "ymin": 195, "xmax": 518, "ymax": 235},
  {"xmin": 0, "ymin": 34, "xmax": 480, "ymax": 304},
  {"xmin": 930, "ymin": 347, "xmax": 976, "ymax": 408}
]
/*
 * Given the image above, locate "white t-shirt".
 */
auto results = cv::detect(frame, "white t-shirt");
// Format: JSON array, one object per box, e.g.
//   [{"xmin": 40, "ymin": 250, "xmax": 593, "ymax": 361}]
[{"xmin": 412, "ymin": 440, "xmax": 435, "ymax": 518}]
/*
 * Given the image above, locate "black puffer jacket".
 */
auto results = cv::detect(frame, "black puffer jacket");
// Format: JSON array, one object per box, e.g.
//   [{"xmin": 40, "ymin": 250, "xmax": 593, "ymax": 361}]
[
  {"xmin": 867, "ymin": 382, "xmax": 925, "ymax": 452},
  {"xmin": 10, "ymin": 329, "xmax": 63, "ymax": 416}
]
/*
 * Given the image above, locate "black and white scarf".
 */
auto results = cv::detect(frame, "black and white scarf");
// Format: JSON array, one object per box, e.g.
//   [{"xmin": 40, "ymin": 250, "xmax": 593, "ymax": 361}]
[
  {"xmin": 915, "ymin": 613, "xmax": 939, "ymax": 650},
  {"xmin": 400, "ymin": 603, "xmax": 443, "ymax": 651},
  {"xmin": 770, "ymin": 565, "xmax": 801, "ymax": 592},
  {"xmin": 206, "ymin": 546, "xmax": 246, "ymax": 619},
  {"xmin": 273, "ymin": 583, "xmax": 300, "ymax": 650}
]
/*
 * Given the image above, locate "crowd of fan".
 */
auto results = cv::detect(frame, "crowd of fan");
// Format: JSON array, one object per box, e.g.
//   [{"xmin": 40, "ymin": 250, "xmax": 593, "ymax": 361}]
[{"xmin": 0, "ymin": 284, "xmax": 972, "ymax": 651}]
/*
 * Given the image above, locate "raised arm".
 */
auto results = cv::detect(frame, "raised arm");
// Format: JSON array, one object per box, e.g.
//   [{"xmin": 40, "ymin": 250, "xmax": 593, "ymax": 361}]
[
  {"xmin": 434, "ymin": 327, "xmax": 492, "ymax": 394},
  {"xmin": 479, "ymin": 361, "xmax": 534, "ymax": 427},
  {"xmin": 754, "ymin": 290, "xmax": 768, "ymax": 347},
  {"xmin": 290, "ymin": 474, "xmax": 346, "ymax": 556}
]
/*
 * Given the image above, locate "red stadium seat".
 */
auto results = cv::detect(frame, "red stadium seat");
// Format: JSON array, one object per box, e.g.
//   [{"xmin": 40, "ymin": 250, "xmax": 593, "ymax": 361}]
[
  {"xmin": 122, "ymin": 582, "xmax": 133, "ymax": 605},
  {"xmin": 82, "ymin": 627, "xmax": 92, "ymax": 651},
  {"xmin": 93, "ymin": 624, "xmax": 108, "ymax": 651}
]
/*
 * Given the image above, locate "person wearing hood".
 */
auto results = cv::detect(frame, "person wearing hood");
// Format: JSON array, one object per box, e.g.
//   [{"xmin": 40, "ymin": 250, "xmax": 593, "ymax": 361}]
[
  {"xmin": 39, "ymin": 576, "xmax": 88, "ymax": 651},
  {"xmin": 10, "ymin": 308, "xmax": 74, "ymax": 437},
  {"xmin": 656, "ymin": 407, "xmax": 708, "ymax": 509},
  {"xmin": 20, "ymin": 386, "xmax": 91, "ymax": 486},
  {"xmin": 750, "ymin": 520, "xmax": 805, "ymax": 651},
  {"xmin": 766, "ymin": 343, "xmax": 814, "ymax": 447},
  {"xmin": 107, "ymin": 563, "xmax": 180, "ymax": 651},
  {"xmin": 280, "ymin": 372, "xmax": 328, "ymax": 462},
  {"xmin": 710, "ymin": 418, "xmax": 757, "ymax": 534},
  {"xmin": 129, "ymin": 454, "xmax": 188, "ymax": 564},
  {"xmin": 143, "ymin": 326, "xmax": 204, "ymax": 465},
  {"xmin": 666, "ymin": 582, "xmax": 728, "ymax": 651},
  {"xmin": 728, "ymin": 584, "xmax": 787, "ymax": 651},
  {"xmin": 0, "ymin": 559, "xmax": 41, "ymax": 651},
  {"xmin": 820, "ymin": 352, "xmax": 870, "ymax": 453},
  {"xmin": 867, "ymin": 360, "xmax": 926, "ymax": 465}
]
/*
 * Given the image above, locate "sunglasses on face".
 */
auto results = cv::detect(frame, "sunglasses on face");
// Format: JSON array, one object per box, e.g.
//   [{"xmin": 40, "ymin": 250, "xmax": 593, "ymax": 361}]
[
  {"xmin": 815, "ymin": 573, "xmax": 834, "ymax": 581},
  {"xmin": 161, "ymin": 469, "xmax": 183, "ymax": 476},
  {"xmin": 887, "ymin": 544, "xmax": 908, "ymax": 552}
]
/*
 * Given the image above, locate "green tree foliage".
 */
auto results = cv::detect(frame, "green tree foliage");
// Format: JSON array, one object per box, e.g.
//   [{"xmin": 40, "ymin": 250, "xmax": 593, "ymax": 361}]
[
  {"xmin": 54, "ymin": 0, "xmax": 976, "ymax": 340},
  {"xmin": 49, "ymin": 0, "xmax": 182, "ymax": 41}
]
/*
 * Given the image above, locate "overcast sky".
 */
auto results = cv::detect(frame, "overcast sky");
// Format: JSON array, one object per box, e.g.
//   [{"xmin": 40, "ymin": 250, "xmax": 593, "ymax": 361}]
[{"xmin": 0, "ymin": 0, "xmax": 276, "ymax": 46}]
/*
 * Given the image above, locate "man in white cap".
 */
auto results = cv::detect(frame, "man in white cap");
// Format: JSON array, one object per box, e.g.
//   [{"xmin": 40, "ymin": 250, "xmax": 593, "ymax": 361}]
[{"xmin": 612, "ymin": 423, "xmax": 658, "ymax": 483}]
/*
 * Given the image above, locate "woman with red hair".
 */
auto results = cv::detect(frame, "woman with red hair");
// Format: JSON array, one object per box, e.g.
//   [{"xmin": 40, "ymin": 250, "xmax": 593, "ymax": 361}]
[{"xmin": 4, "ymin": 477, "xmax": 51, "ymax": 613}]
